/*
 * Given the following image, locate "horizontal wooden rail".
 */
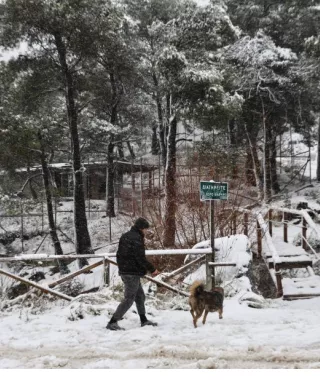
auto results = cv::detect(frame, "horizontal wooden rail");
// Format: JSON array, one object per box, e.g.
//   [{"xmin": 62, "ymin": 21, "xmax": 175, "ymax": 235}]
[
  {"xmin": 283, "ymin": 293, "xmax": 320, "ymax": 300},
  {"xmin": 48, "ymin": 260, "xmax": 104, "ymax": 288},
  {"xmin": 0, "ymin": 248, "xmax": 212, "ymax": 262},
  {"xmin": 162, "ymin": 255, "xmax": 206, "ymax": 281},
  {"xmin": 0, "ymin": 268, "xmax": 73, "ymax": 301},
  {"xmin": 208, "ymin": 262, "xmax": 237, "ymax": 267}
]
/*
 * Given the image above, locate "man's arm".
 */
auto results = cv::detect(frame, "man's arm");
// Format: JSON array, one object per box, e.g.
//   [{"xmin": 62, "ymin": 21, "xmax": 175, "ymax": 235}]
[{"xmin": 134, "ymin": 242, "xmax": 156, "ymax": 274}]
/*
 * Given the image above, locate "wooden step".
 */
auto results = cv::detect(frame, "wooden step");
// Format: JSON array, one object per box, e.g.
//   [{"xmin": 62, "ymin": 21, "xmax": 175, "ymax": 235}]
[
  {"xmin": 268, "ymin": 258, "xmax": 313, "ymax": 269},
  {"xmin": 282, "ymin": 275, "xmax": 320, "ymax": 300}
]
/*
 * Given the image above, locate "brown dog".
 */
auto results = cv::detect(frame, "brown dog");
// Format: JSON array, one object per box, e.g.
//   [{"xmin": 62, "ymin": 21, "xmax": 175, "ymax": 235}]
[{"xmin": 189, "ymin": 281, "xmax": 224, "ymax": 328}]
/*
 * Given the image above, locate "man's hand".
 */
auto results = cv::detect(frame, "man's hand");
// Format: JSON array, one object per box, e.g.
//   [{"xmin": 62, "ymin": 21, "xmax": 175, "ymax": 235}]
[{"xmin": 151, "ymin": 269, "xmax": 160, "ymax": 277}]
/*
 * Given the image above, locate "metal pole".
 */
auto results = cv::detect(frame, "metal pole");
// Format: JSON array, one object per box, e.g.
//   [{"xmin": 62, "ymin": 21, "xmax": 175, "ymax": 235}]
[
  {"xmin": 87, "ymin": 159, "xmax": 91, "ymax": 220},
  {"xmin": 20, "ymin": 199, "xmax": 24, "ymax": 253},
  {"xmin": 109, "ymin": 215, "xmax": 112, "ymax": 241},
  {"xmin": 158, "ymin": 153, "xmax": 161, "ymax": 218},
  {"xmin": 106, "ymin": 166, "xmax": 108, "ymax": 216},
  {"xmin": 206, "ymin": 200, "xmax": 215, "ymax": 290},
  {"xmin": 131, "ymin": 160, "xmax": 136, "ymax": 216},
  {"xmin": 140, "ymin": 157, "xmax": 143, "ymax": 217},
  {"xmin": 41, "ymin": 197, "xmax": 44, "ymax": 233},
  {"xmin": 211, "ymin": 200, "xmax": 215, "ymax": 289},
  {"xmin": 54, "ymin": 196, "xmax": 57, "ymax": 225},
  {"xmin": 279, "ymin": 134, "xmax": 282, "ymax": 175}
]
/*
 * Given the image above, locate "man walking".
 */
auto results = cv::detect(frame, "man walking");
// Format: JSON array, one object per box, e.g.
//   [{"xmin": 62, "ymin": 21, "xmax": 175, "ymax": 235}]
[{"xmin": 107, "ymin": 217, "xmax": 159, "ymax": 331}]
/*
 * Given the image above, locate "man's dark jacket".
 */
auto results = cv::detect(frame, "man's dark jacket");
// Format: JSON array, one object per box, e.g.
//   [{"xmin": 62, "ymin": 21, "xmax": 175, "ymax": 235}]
[{"xmin": 116, "ymin": 226, "xmax": 155, "ymax": 276}]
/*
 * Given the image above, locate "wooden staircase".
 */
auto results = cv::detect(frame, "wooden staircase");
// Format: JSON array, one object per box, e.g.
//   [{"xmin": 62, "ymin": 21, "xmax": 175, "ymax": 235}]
[{"xmin": 237, "ymin": 207, "xmax": 320, "ymax": 300}]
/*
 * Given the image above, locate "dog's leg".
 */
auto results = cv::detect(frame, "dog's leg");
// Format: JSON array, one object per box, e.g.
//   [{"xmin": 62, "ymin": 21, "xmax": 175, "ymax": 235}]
[
  {"xmin": 202, "ymin": 309, "xmax": 209, "ymax": 325},
  {"xmin": 193, "ymin": 315, "xmax": 200, "ymax": 328},
  {"xmin": 218, "ymin": 307, "xmax": 223, "ymax": 319},
  {"xmin": 193, "ymin": 311, "xmax": 203, "ymax": 328},
  {"xmin": 190, "ymin": 309, "xmax": 195, "ymax": 320}
]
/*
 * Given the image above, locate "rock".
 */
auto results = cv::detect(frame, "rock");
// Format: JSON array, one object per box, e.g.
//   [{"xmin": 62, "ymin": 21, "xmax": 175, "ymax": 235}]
[
  {"xmin": 297, "ymin": 202, "xmax": 308, "ymax": 210},
  {"xmin": 29, "ymin": 271, "xmax": 45, "ymax": 282},
  {"xmin": 7, "ymin": 283, "xmax": 29, "ymax": 299}
]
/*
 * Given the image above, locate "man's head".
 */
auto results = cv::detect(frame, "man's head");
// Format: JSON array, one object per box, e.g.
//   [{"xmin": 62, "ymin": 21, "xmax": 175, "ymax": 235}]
[{"xmin": 133, "ymin": 217, "xmax": 150, "ymax": 235}]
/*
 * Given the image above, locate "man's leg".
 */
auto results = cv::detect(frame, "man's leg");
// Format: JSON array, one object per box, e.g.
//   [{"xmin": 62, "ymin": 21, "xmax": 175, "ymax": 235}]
[
  {"xmin": 135, "ymin": 280, "xmax": 157, "ymax": 327},
  {"xmin": 107, "ymin": 275, "xmax": 140, "ymax": 330},
  {"xmin": 135, "ymin": 281, "xmax": 146, "ymax": 315}
]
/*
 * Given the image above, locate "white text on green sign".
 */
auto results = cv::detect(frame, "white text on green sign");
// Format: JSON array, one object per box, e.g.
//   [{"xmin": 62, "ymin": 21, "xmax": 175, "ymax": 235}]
[{"xmin": 200, "ymin": 181, "xmax": 228, "ymax": 201}]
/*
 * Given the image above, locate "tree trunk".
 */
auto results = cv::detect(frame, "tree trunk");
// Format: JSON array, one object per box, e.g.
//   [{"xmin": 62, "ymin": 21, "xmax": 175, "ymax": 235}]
[
  {"xmin": 117, "ymin": 142, "xmax": 124, "ymax": 159},
  {"xmin": 127, "ymin": 141, "xmax": 135, "ymax": 160},
  {"xmin": 245, "ymin": 124, "xmax": 263, "ymax": 200},
  {"xmin": 151, "ymin": 124, "xmax": 160, "ymax": 155},
  {"xmin": 27, "ymin": 166, "xmax": 38, "ymax": 200},
  {"xmin": 261, "ymin": 98, "xmax": 271, "ymax": 202},
  {"xmin": 105, "ymin": 73, "xmax": 120, "ymax": 217},
  {"xmin": 152, "ymin": 71, "xmax": 166, "ymax": 166},
  {"xmin": 245, "ymin": 147, "xmax": 256, "ymax": 186},
  {"xmin": 163, "ymin": 115, "xmax": 177, "ymax": 247},
  {"xmin": 54, "ymin": 32, "xmax": 92, "ymax": 266},
  {"xmin": 229, "ymin": 118, "xmax": 238, "ymax": 179},
  {"xmin": 265, "ymin": 121, "xmax": 272, "ymax": 201},
  {"xmin": 38, "ymin": 133, "xmax": 69, "ymax": 274},
  {"xmin": 270, "ymin": 128, "xmax": 280, "ymax": 193},
  {"xmin": 107, "ymin": 138, "xmax": 116, "ymax": 217},
  {"xmin": 317, "ymin": 117, "xmax": 320, "ymax": 182}
]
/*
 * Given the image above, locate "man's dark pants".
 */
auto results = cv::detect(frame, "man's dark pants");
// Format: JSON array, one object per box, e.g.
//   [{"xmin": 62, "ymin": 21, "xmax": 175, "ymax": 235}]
[{"xmin": 113, "ymin": 275, "xmax": 146, "ymax": 321}]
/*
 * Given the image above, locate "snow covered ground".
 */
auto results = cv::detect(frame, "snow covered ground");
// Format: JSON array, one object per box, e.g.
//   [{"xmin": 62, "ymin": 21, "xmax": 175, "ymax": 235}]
[{"xmin": 1, "ymin": 295, "xmax": 320, "ymax": 369}]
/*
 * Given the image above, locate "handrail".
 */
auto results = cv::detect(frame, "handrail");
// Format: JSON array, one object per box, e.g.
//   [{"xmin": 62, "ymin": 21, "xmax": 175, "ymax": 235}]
[
  {"xmin": 256, "ymin": 212, "xmax": 281, "ymax": 265},
  {"xmin": 272, "ymin": 206, "xmax": 320, "ymax": 240},
  {"xmin": 0, "ymin": 248, "xmax": 212, "ymax": 262},
  {"xmin": 300, "ymin": 235, "xmax": 320, "ymax": 260}
]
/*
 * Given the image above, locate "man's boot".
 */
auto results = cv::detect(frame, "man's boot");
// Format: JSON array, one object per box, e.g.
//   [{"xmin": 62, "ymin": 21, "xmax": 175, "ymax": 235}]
[
  {"xmin": 140, "ymin": 314, "xmax": 157, "ymax": 327},
  {"xmin": 106, "ymin": 317, "xmax": 125, "ymax": 331}
]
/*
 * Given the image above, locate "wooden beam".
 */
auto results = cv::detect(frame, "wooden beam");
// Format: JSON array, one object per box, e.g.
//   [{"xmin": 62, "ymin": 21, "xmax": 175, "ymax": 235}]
[
  {"xmin": 244, "ymin": 212, "xmax": 248, "ymax": 236},
  {"xmin": 48, "ymin": 260, "xmax": 104, "ymax": 288},
  {"xmin": 0, "ymin": 248, "xmax": 211, "ymax": 262},
  {"xmin": 162, "ymin": 255, "xmax": 206, "ymax": 281},
  {"xmin": 268, "ymin": 209, "xmax": 273, "ymax": 236},
  {"xmin": 257, "ymin": 221, "xmax": 262, "ymax": 256},
  {"xmin": 284, "ymin": 212, "xmax": 288, "ymax": 243},
  {"xmin": 302, "ymin": 217, "xmax": 307, "ymax": 251},
  {"xmin": 0, "ymin": 268, "xmax": 73, "ymax": 301},
  {"xmin": 283, "ymin": 293, "xmax": 320, "ymax": 300},
  {"xmin": 208, "ymin": 262, "xmax": 237, "ymax": 267},
  {"xmin": 274, "ymin": 263, "xmax": 283, "ymax": 298}
]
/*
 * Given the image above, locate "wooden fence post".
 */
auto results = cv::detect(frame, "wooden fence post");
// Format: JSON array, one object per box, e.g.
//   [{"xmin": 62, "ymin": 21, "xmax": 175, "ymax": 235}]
[
  {"xmin": 275, "ymin": 263, "xmax": 283, "ymax": 298},
  {"xmin": 131, "ymin": 162, "xmax": 136, "ymax": 216},
  {"xmin": 232, "ymin": 214, "xmax": 237, "ymax": 235},
  {"xmin": 283, "ymin": 212, "xmax": 288, "ymax": 243},
  {"xmin": 244, "ymin": 212, "xmax": 248, "ymax": 236},
  {"xmin": 302, "ymin": 217, "xmax": 307, "ymax": 251},
  {"xmin": 268, "ymin": 209, "xmax": 273, "ymax": 236},
  {"xmin": 257, "ymin": 221, "xmax": 262, "ymax": 256}
]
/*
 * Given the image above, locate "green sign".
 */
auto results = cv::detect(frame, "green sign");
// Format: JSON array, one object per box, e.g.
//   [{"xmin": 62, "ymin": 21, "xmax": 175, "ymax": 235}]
[{"xmin": 200, "ymin": 181, "xmax": 228, "ymax": 201}]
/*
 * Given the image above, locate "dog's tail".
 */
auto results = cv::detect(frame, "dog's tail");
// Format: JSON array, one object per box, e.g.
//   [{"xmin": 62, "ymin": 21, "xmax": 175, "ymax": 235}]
[{"xmin": 190, "ymin": 281, "xmax": 205, "ymax": 297}]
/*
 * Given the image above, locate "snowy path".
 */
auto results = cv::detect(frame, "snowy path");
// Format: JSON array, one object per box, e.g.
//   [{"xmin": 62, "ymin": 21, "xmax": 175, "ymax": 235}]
[{"xmin": 1, "ymin": 298, "xmax": 320, "ymax": 369}]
